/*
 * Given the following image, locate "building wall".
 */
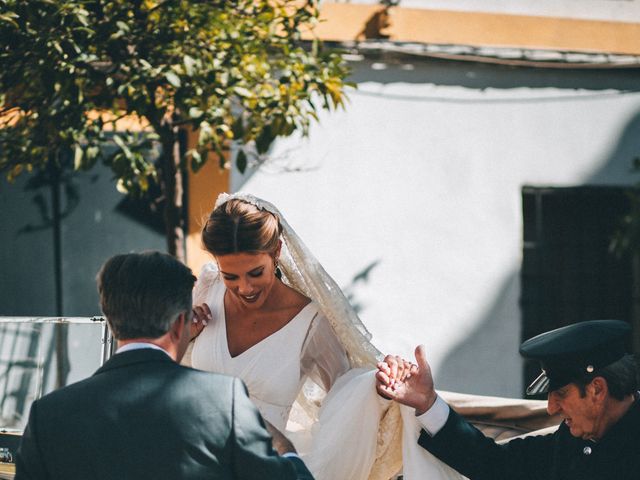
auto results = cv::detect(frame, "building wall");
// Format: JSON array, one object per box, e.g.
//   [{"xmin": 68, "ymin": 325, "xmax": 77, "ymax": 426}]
[
  {"xmin": 185, "ymin": 129, "xmax": 229, "ymax": 272},
  {"xmin": 0, "ymin": 163, "xmax": 165, "ymax": 317},
  {"xmin": 216, "ymin": 56, "xmax": 640, "ymax": 397}
]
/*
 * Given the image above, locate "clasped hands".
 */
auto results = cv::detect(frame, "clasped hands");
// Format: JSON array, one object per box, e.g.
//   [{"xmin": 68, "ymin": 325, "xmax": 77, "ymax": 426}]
[{"xmin": 375, "ymin": 345, "xmax": 438, "ymax": 416}]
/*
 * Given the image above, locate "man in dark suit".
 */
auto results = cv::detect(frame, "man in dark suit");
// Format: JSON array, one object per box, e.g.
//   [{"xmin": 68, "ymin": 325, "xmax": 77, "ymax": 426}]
[
  {"xmin": 376, "ymin": 320, "xmax": 640, "ymax": 480},
  {"xmin": 16, "ymin": 251, "xmax": 313, "ymax": 479}
]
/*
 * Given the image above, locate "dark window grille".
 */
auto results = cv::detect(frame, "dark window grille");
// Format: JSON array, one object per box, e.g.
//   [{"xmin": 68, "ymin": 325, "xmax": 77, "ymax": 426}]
[{"xmin": 520, "ymin": 186, "xmax": 635, "ymax": 396}]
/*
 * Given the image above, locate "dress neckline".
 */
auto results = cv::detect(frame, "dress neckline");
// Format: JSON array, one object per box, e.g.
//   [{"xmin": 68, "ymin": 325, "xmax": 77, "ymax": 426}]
[{"xmin": 221, "ymin": 288, "xmax": 315, "ymax": 359}]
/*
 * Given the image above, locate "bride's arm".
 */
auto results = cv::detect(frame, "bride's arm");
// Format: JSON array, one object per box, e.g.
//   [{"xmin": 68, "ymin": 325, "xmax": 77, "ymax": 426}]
[
  {"xmin": 192, "ymin": 263, "xmax": 221, "ymax": 336},
  {"xmin": 300, "ymin": 313, "xmax": 350, "ymax": 391},
  {"xmin": 193, "ymin": 262, "xmax": 219, "ymax": 306},
  {"xmin": 182, "ymin": 263, "xmax": 219, "ymax": 367}
]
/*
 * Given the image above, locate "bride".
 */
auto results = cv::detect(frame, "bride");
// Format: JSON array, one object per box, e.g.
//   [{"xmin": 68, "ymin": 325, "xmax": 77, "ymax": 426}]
[{"xmin": 186, "ymin": 193, "xmax": 551, "ymax": 480}]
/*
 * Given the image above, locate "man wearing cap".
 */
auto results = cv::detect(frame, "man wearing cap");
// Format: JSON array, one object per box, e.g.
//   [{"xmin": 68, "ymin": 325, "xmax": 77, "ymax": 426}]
[{"xmin": 376, "ymin": 320, "xmax": 640, "ymax": 479}]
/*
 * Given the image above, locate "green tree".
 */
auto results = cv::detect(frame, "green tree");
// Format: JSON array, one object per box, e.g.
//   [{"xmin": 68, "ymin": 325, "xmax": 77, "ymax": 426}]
[{"xmin": 0, "ymin": 0, "xmax": 350, "ymax": 260}]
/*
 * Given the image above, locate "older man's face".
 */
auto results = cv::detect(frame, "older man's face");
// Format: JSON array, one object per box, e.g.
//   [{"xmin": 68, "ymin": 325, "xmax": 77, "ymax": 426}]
[{"xmin": 546, "ymin": 383, "xmax": 601, "ymax": 440}]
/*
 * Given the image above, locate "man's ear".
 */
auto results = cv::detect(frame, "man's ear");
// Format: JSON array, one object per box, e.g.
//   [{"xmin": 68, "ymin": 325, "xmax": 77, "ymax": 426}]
[
  {"xmin": 170, "ymin": 312, "xmax": 187, "ymax": 341},
  {"xmin": 589, "ymin": 377, "xmax": 608, "ymax": 402}
]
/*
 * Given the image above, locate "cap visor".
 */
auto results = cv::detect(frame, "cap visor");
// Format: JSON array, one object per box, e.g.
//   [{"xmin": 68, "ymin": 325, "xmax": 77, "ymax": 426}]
[{"xmin": 526, "ymin": 371, "xmax": 550, "ymax": 395}]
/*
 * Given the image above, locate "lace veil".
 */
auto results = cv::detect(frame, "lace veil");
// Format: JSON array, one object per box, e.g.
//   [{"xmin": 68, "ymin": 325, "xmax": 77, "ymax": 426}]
[{"xmin": 214, "ymin": 192, "xmax": 382, "ymax": 368}]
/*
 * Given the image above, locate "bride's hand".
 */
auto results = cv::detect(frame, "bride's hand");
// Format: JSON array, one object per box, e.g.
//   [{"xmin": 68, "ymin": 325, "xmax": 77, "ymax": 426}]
[
  {"xmin": 376, "ymin": 355, "xmax": 416, "ymax": 390},
  {"xmin": 190, "ymin": 303, "xmax": 212, "ymax": 341},
  {"xmin": 375, "ymin": 345, "xmax": 436, "ymax": 415}
]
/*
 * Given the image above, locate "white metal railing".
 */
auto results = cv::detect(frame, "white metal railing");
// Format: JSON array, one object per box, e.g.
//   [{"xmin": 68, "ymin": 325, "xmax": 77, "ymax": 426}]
[{"xmin": 0, "ymin": 316, "xmax": 113, "ymax": 365}]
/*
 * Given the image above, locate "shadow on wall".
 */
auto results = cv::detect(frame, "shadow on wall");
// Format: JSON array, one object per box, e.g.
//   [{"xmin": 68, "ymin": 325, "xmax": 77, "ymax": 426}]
[
  {"xmin": 437, "ymin": 273, "xmax": 521, "ymax": 397},
  {"xmin": 343, "ymin": 260, "xmax": 381, "ymax": 316},
  {"xmin": 348, "ymin": 56, "xmax": 640, "ymax": 92},
  {"xmin": 436, "ymin": 107, "xmax": 640, "ymax": 398},
  {"xmin": 0, "ymin": 163, "xmax": 166, "ymax": 317},
  {"xmin": 589, "ymin": 109, "xmax": 640, "ymax": 185}
]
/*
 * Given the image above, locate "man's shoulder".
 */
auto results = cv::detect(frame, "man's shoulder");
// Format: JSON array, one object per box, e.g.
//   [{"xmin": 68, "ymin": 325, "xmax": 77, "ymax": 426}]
[
  {"xmin": 30, "ymin": 373, "xmax": 99, "ymax": 417},
  {"xmin": 35, "ymin": 357, "xmax": 241, "ymax": 412},
  {"xmin": 131, "ymin": 360, "xmax": 245, "ymax": 402},
  {"xmin": 111, "ymin": 355, "xmax": 241, "ymax": 394},
  {"xmin": 175, "ymin": 363, "xmax": 240, "ymax": 388}
]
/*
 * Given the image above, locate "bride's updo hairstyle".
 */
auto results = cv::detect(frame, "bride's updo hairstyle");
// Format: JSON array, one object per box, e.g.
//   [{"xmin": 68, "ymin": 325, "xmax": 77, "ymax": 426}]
[{"xmin": 202, "ymin": 198, "xmax": 282, "ymax": 256}]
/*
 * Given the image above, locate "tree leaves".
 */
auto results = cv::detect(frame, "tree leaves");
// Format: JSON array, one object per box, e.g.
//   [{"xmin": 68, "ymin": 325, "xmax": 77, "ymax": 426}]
[
  {"xmin": 0, "ymin": 0, "xmax": 351, "ymax": 252},
  {"xmin": 236, "ymin": 149, "xmax": 248, "ymax": 173},
  {"xmin": 256, "ymin": 124, "xmax": 275, "ymax": 154},
  {"xmin": 164, "ymin": 71, "xmax": 181, "ymax": 88}
]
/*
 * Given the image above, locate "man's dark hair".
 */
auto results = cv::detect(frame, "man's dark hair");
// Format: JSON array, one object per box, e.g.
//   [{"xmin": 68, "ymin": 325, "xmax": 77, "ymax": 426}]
[
  {"xmin": 97, "ymin": 252, "xmax": 196, "ymax": 340},
  {"xmin": 575, "ymin": 354, "xmax": 639, "ymax": 400}
]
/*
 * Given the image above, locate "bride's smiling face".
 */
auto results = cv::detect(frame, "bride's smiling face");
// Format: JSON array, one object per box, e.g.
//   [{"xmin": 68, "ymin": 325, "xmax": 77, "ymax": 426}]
[{"xmin": 217, "ymin": 252, "xmax": 277, "ymax": 309}]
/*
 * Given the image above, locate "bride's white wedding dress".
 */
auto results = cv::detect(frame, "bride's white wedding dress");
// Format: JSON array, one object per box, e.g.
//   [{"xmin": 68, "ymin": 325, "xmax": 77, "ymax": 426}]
[
  {"xmin": 190, "ymin": 263, "xmax": 464, "ymax": 480},
  {"xmin": 191, "ymin": 263, "xmax": 350, "ymax": 434}
]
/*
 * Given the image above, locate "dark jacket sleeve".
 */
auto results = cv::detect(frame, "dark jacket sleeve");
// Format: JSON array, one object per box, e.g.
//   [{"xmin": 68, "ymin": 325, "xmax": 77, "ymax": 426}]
[
  {"xmin": 230, "ymin": 378, "xmax": 314, "ymax": 480},
  {"xmin": 15, "ymin": 400, "xmax": 49, "ymax": 480},
  {"xmin": 418, "ymin": 408, "xmax": 555, "ymax": 480}
]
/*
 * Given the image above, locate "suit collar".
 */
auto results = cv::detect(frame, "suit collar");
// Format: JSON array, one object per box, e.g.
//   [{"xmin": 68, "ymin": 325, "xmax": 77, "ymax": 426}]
[{"xmin": 95, "ymin": 348, "xmax": 175, "ymax": 376}]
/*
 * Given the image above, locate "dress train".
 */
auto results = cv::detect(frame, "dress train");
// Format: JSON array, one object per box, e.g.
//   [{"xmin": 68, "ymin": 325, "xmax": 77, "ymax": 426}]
[{"xmin": 301, "ymin": 369, "xmax": 465, "ymax": 480}]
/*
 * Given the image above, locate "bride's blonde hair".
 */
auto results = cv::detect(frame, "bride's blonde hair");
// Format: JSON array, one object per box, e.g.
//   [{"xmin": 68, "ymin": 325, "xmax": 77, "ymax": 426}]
[{"xmin": 202, "ymin": 198, "xmax": 282, "ymax": 256}]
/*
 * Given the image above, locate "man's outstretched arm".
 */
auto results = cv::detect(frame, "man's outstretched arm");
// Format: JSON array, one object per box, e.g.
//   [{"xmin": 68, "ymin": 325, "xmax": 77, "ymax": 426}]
[{"xmin": 376, "ymin": 345, "xmax": 553, "ymax": 480}]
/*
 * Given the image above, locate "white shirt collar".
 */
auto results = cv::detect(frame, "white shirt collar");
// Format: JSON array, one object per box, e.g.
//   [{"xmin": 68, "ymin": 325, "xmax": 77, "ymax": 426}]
[{"xmin": 115, "ymin": 342, "xmax": 171, "ymax": 358}]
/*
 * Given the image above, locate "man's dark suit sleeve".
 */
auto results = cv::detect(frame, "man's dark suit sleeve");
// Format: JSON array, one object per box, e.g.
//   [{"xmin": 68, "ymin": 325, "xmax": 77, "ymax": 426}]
[
  {"xmin": 418, "ymin": 408, "xmax": 554, "ymax": 480},
  {"xmin": 15, "ymin": 401, "xmax": 50, "ymax": 480},
  {"xmin": 230, "ymin": 378, "xmax": 314, "ymax": 480}
]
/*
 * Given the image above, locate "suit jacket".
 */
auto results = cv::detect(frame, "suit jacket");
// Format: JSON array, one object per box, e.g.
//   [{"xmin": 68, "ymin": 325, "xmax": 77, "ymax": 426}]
[
  {"xmin": 16, "ymin": 349, "xmax": 313, "ymax": 480},
  {"xmin": 418, "ymin": 398, "xmax": 640, "ymax": 480}
]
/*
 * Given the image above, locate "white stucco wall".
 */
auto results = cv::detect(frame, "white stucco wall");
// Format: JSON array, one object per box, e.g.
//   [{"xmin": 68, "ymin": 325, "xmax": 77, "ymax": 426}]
[{"xmin": 234, "ymin": 57, "xmax": 640, "ymax": 396}]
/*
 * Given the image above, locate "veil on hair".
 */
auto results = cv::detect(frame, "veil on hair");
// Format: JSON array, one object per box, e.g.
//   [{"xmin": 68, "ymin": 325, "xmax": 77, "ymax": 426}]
[{"xmin": 215, "ymin": 192, "xmax": 381, "ymax": 368}]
